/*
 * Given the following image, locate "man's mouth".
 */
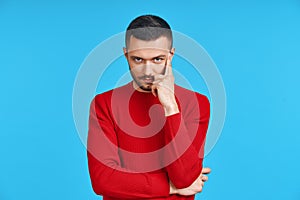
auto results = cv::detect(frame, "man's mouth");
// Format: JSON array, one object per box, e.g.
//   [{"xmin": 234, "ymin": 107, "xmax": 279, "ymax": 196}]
[{"xmin": 140, "ymin": 77, "xmax": 154, "ymax": 84}]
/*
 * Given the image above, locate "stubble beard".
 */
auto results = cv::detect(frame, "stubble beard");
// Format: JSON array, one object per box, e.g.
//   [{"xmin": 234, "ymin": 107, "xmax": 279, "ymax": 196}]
[{"xmin": 129, "ymin": 69, "xmax": 153, "ymax": 92}]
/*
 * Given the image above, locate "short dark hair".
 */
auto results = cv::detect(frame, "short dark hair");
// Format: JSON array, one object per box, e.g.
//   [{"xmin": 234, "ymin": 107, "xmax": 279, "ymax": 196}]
[{"xmin": 125, "ymin": 15, "xmax": 173, "ymax": 49}]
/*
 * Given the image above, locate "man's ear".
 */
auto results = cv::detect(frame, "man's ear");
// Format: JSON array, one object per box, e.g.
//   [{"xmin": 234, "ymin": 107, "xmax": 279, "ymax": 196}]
[
  {"xmin": 169, "ymin": 47, "xmax": 175, "ymax": 62},
  {"xmin": 123, "ymin": 47, "xmax": 128, "ymax": 60}
]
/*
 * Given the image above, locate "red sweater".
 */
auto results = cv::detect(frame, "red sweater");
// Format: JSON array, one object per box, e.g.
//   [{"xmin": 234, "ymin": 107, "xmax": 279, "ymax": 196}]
[{"xmin": 87, "ymin": 82, "xmax": 210, "ymax": 200}]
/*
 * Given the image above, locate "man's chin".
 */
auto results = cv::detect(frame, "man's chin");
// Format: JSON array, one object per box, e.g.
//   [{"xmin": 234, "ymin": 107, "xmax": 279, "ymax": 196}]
[
  {"xmin": 137, "ymin": 82, "xmax": 152, "ymax": 92},
  {"xmin": 132, "ymin": 79, "xmax": 152, "ymax": 92},
  {"xmin": 139, "ymin": 85, "xmax": 152, "ymax": 92}
]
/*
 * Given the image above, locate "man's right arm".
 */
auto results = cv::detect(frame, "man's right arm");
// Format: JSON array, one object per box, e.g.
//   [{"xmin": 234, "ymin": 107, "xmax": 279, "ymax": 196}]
[{"xmin": 87, "ymin": 95, "xmax": 170, "ymax": 199}]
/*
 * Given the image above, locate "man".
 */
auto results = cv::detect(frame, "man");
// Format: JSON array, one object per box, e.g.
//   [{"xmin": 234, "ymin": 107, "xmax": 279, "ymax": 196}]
[{"xmin": 87, "ymin": 15, "xmax": 211, "ymax": 200}]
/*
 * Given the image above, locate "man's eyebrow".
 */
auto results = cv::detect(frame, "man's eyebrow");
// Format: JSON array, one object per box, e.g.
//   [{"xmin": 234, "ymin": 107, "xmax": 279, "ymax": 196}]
[
  {"xmin": 129, "ymin": 56, "xmax": 143, "ymax": 60},
  {"xmin": 130, "ymin": 55, "xmax": 166, "ymax": 59},
  {"xmin": 152, "ymin": 55, "xmax": 166, "ymax": 59}
]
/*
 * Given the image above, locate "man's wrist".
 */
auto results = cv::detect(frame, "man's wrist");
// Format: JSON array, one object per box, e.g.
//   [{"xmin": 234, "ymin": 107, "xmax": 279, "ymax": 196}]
[
  {"xmin": 164, "ymin": 104, "xmax": 179, "ymax": 116},
  {"xmin": 169, "ymin": 181, "xmax": 178, "ymax": 194}
]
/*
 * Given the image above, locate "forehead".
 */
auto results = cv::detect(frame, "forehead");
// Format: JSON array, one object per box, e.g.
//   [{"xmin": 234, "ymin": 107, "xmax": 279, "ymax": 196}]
[{"xmin": 127, "ymin": 36, "xmax": 170, "ymax": 56}]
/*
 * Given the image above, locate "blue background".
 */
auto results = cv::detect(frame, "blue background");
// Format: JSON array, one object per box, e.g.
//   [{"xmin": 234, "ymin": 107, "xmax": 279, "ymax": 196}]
[{"xmin": 1, "ymin": 0, "xmax": 299, "ymax": 199}]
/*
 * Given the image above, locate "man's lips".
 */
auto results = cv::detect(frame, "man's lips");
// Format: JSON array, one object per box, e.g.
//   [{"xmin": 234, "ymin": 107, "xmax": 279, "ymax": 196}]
[{"xmin": 140, "ymin": 77, "xmax": 154, "ymax": 84}]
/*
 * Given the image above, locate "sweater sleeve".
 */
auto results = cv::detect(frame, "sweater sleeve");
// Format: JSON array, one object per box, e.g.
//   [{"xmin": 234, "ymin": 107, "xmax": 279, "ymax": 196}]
[
  {"xmin": 87, "ymin": 95, "xmax": 170, "ymax": 199},
  {"xmin": 163, "ymin": 94, "xmax": 210, "ymax": 189}
]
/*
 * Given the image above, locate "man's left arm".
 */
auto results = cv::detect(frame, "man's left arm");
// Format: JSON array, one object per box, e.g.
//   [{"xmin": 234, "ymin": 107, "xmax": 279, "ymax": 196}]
[
  {"xmin": 162, "ymin": 94, "xmax": 210, "ymax": 189},
  {"xmin": 151, "ymin": 57, "xmax": 210, "ymax": 189}
]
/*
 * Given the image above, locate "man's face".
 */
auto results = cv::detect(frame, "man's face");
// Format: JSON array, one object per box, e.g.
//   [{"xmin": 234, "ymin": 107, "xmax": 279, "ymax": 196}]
[{"xmin": 124, "ymin": 36, "xmax": 174, "ymax": 92}]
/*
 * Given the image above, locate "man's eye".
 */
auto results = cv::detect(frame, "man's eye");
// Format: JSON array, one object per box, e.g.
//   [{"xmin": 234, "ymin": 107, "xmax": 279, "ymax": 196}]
[
  {"xmin": 154, "ymin": 58, "xmax": 163, "ymax": 63},
  {"xmin": 134, "ymin": 58, "xmax": 143, "ymax": 63}
]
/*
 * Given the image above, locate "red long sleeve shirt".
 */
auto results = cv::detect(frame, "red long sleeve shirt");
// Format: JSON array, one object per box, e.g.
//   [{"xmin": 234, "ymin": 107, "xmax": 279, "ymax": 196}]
[{"xmin": 87, "ymin": 81, "xmax": 210, "ymax": 200}]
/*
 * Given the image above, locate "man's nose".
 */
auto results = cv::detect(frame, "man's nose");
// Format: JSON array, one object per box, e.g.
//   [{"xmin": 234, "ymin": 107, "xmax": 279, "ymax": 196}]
[{"xmin": 143, "ymin": 61, "xmax": 153, "ymax": 75}]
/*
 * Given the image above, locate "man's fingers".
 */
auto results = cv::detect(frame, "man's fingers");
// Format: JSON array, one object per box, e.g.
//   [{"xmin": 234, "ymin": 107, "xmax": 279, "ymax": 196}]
[
  {"xmin": 164, "ymin": 63, "xmax": 169, "ymax": 76},
  {"xmin": 167, "ymin": 52, "xmax": 172, "ymax": 67},
  {"xmin": 153, "ymin": 74, "xmax": 165, "ymax": 83},
  {"xmin": 201, "ymin": 175, "xmax": 208, "ymax": 182},
  {"xmin": 201, "ymin": 167, "xmax": 211, "ymax": 174},
  {"xmin": 164, "ymin": 53, "xmax": 173, "ymax": 76},
  {"xmin": 151, "ymin": 85, "xmax": 157, "ymax": 97},
  {"xmin": 164, "ymin": 65, "xmax": 173, "ymax": 77}
]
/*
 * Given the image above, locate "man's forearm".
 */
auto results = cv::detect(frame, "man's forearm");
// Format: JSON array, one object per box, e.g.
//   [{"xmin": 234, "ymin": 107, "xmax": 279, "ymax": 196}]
[{"xmin": 88, "ymin": 152, "xmax": 170, "ymax": 198}]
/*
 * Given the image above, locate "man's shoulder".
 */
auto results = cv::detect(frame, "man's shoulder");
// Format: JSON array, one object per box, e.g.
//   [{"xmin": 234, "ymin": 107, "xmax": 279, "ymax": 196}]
[
  {"xmin": 174, "ymin": 85, "xmax": 210, "ymax": 116},
  {"xmin": 93, "ymin": 82, "xmax": 131, "ymax": 103},
  {"xmin": 174, "ymin": 84, "xmax": 209, "ymax": 102}
]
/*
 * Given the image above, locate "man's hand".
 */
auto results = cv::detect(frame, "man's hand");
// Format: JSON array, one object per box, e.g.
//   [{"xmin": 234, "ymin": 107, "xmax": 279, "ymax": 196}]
[
  {"xmin": 169, "ymin": 167, "xmax": 211, "ymax": 196},
  {"xmin": 151, "ymin": 53, "xmax": 179, "ymax": 116}
]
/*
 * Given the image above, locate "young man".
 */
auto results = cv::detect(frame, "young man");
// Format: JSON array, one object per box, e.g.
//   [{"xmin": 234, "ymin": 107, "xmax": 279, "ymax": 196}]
[{"xmin": 87, "ymin": 15, "xmax": 211, "ymax": 200}]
